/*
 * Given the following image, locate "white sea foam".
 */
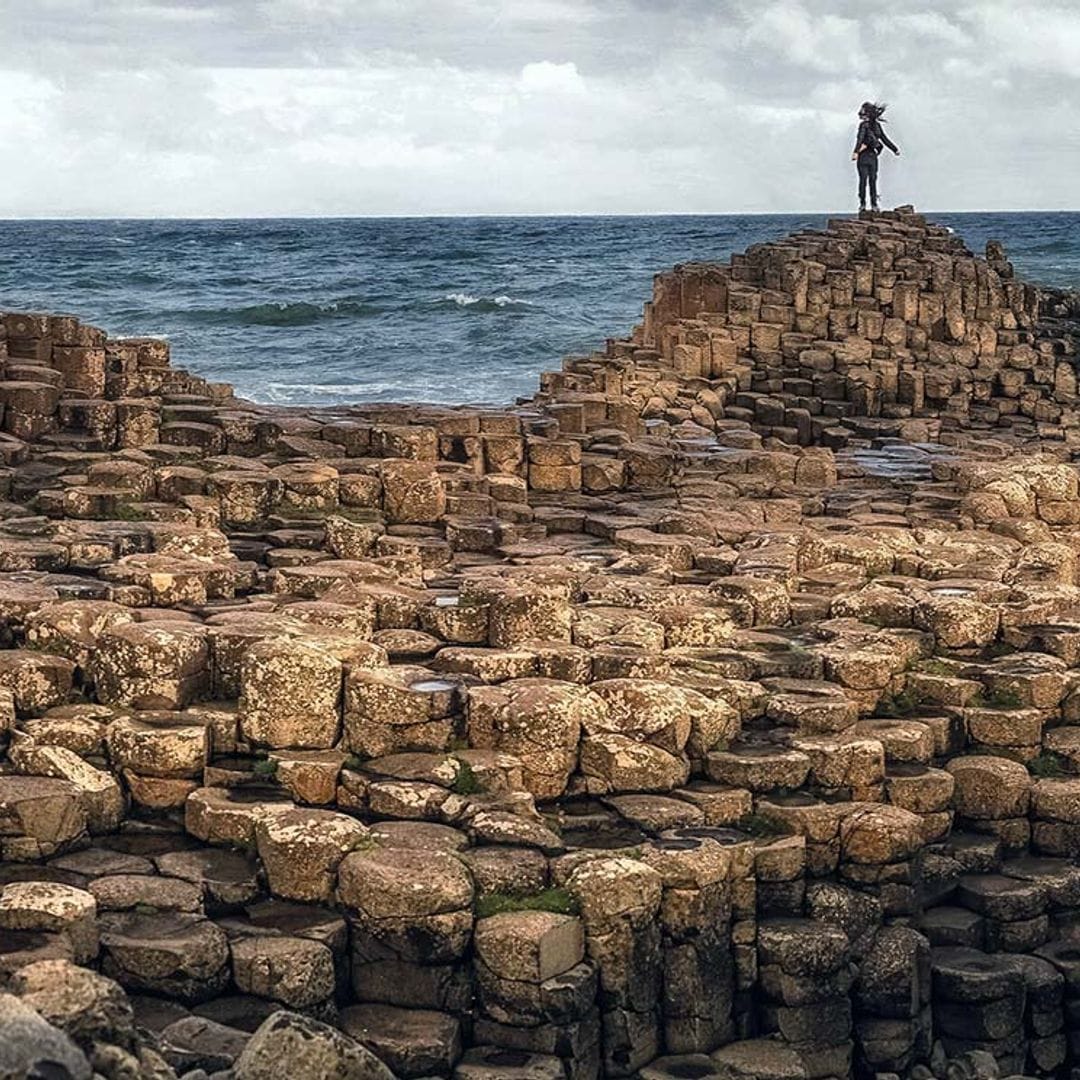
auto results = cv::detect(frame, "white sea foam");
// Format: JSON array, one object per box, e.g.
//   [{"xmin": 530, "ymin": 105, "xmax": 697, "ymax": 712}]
[
  {"xmin": 443, "ymin": 292, "xmax": 531, "ymax": 307},
  {"xmin": 266, "ymin": 381, "xmax": 405, "ymax": 396}
]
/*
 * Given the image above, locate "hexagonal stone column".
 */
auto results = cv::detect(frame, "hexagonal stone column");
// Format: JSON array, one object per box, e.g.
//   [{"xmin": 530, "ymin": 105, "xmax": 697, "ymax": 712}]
[
  {"xmin": 239, "ymin": 639, "xmax": 343, "ymax": 750},
  {"xmin": 90, "ymin": 623, "xmax": 209, "ymax": 710},
  {"xmin": 339, "ymin": 845, "xmax": 474, "ymax": 1015},
  {"xmin": 565, "ymin": 856, "xmax": 663, "ymax": 1076}
]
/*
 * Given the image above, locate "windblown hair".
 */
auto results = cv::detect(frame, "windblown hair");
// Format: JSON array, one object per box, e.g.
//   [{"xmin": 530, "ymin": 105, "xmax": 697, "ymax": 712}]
[{"xmin": 859, "ymin": 101, "xmax": 888, "ymax": 122}]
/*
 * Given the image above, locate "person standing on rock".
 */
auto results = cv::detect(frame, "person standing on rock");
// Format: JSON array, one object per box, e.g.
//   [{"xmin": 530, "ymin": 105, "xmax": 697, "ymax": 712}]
[{"xmin": 852, "ymin": 101, "xmax": 899, "ymax": 212}]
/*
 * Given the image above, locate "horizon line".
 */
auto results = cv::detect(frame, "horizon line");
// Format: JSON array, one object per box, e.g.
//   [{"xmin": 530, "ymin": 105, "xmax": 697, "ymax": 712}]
[{"xmin": 0, "ymin": 208, "xmax": 1077, "ymax": 224}]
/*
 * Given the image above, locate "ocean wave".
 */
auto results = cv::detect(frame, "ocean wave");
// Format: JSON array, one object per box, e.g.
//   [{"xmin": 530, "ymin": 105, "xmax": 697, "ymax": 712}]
[
  {"xmin": 264, "ymin": 380, "xmax": 417, "ymax": 400},
  {"xmin": 1023, "ymin": 239, "xmax": 1074, "ymax": 255},
  {"xmin": 119, "ymin": 271, "xmax": 165, "ymax": 286},
  {"xmin": 257, "ymin": 376, "xmax": 502, "ymax": 405},
  {"xmin": 439, "ymin": 248, "xmax": 483, "ymax": 260},
  {"xmin": 437, "ymin": 292, "xmax": 534, "ymax": 312},
  {"xmin": 183, "ymin": 299, "xmax": 385, "ymax": 327}
]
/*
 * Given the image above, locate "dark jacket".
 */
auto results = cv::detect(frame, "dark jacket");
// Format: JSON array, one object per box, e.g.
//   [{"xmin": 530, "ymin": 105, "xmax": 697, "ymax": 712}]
[{"xmin": 854, "ymin": 118, "xmax": 898, "ymax": 157}]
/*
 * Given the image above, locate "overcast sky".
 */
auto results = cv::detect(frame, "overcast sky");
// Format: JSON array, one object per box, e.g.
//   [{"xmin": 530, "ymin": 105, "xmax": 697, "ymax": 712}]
[{"xmin": 0, "ymin": 0, "xmax": 1077, "ymax": 217}]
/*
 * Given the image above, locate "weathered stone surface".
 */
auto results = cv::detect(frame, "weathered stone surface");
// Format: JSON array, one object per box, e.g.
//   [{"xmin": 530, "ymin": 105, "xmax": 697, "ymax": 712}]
[
  {"xmin": 107, "ymin": 712, "xmax": 209, "ymax": 778},
  {"xmin": 0, "ymin": 992, "xmax": 92, "ymax": 1080},
  {"xmin": 8, "ymin": 736, "xmax": 125, "ymax": 832},
  {"xmin": 185, "ymin": 786, "xmax": 293, "ymax": 847},
  {"xmin": 0, "ymin": 881, "xmax": 98, "ymax": 962},
  {"xmin": 99, "ymin": 911, "xmax": 230, "ymax": 1002},
  {"xmin": 454, "ymin": 1045, "xmax": 566, "ymax": 1079},
  {"xmin": 240, "ymin": 638, "xmax": 343, "ymax": 749},
  {"xmin": 156, "ymin": 846, "xmax": 261, "ymax": 908},
  {"xmin": 710, "ymin": 1038, "xmax": 807, "ymax": 1078},
  {"xmin": 9, "ymin": 958, "xmax": 134, "ymax": 1050},
  {"xmin": 947, "ymin": 755, "xmax": 1031, "ymax": 820},
  {"xmin": 160, "ymin": 1013, "xmax": 250, "ymax": 1072},
  {"xmin": 0, "ymin": 774, "xmax": 88, "ymax": 858},
  {"xmin": 25, "ymin": 599, "xmax": 135, "ymax": 669},
  {"xmin": 474, "ymin": 911, "xmax": 585, "ymax": 984},
  {"xmin": 0, "ymin": 650, "xmax": 75, "ymax": 714},
  {"xmin": 338, "ymin": 845, "xmax": 473, "ymax": 919},
  {"xmin": 231, "ymin": 935, "xmax": 337, "ymax": 1009},
  {"xmin": 580, "ymin": 733, "xmax": 690, "ymax": 793},
  {"xmin": 234, "ymin": 1009, "xmax": 395, "ymax": 1080},
  {"xmin": 341, "ymin": 1002, "xmax": 461, "ymax": 1078},
  {"xmin": 344, "ymin": 664, "xmax": 457, "ymax": 757},
  {"xmin": 255, "ymin": 808, "xmax": 369, "ymax": 903},
  {"xmin": 91, "ymin": 622, "xmax": 209, "ymax": 709},
  {"xmin": 89, "ymin": 871, "xmax": 203, "ymax": 913},
  {"xmin": 840, "ymin": 805, "xmax": 924, "ymax": 865},
  {"xmin": 467, "ymin": 679, "xmax": 605, "ymax": 798}
]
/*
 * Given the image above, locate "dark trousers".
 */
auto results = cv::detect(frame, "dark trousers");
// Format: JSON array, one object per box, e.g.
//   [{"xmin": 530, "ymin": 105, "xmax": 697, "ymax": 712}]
[{"xmin": 857, "ymin": 153, "xmax": 879, "ymax": 207}]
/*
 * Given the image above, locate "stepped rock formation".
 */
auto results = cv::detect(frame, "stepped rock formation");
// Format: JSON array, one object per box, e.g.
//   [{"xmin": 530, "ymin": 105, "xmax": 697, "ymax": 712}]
[{"xmin": 1, "ymin": 206, "xmax": 1080, "ymax": 1080}]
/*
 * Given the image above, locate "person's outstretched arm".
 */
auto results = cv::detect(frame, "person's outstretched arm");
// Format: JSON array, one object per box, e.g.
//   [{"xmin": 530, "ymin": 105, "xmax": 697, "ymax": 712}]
[{"xmin": 879, "ymin": 128, "xmax": 899, "ymax": 154}]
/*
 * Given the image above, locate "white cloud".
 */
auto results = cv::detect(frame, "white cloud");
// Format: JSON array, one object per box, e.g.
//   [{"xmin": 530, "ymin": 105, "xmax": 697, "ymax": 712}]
[
  {"xmin": 964, "ymin": 4, "xmax": 1080, "ymax": 78},
  {"xmin": 518, "ymin": 61, "xmax": 585, "ymax": 95},
  {"xmin": 743, "ymin": 3, "xmax": 862, "ymax": 73},
  {"xmin": 883, "ymin": 11, "xmax": 970, "ymax": 47}
]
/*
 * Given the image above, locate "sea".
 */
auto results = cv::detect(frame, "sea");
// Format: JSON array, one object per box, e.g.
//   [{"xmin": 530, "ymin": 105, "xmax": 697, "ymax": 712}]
[{"xmin": 0, "ymin": 213, "xmax": 1076, "ymax": 407}]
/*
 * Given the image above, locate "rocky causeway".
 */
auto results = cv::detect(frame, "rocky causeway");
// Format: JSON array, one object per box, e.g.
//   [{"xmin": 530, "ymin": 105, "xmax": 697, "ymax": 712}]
[{"xmin": 1, "ymin": 207, "xmax": 1080, "ymax": 1080}]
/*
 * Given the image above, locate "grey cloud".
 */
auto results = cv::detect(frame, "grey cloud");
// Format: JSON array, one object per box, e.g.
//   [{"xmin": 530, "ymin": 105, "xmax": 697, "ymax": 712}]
[{"xmin": 0, "ymin": 0, "xmax": 1077, "ymax": 215}]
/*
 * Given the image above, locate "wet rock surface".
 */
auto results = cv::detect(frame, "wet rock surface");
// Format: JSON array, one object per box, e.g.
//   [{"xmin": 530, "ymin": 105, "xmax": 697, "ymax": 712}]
[{"xmin": 0, "ymin": 207, "xmax": 1078, "ymax": 1077}]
